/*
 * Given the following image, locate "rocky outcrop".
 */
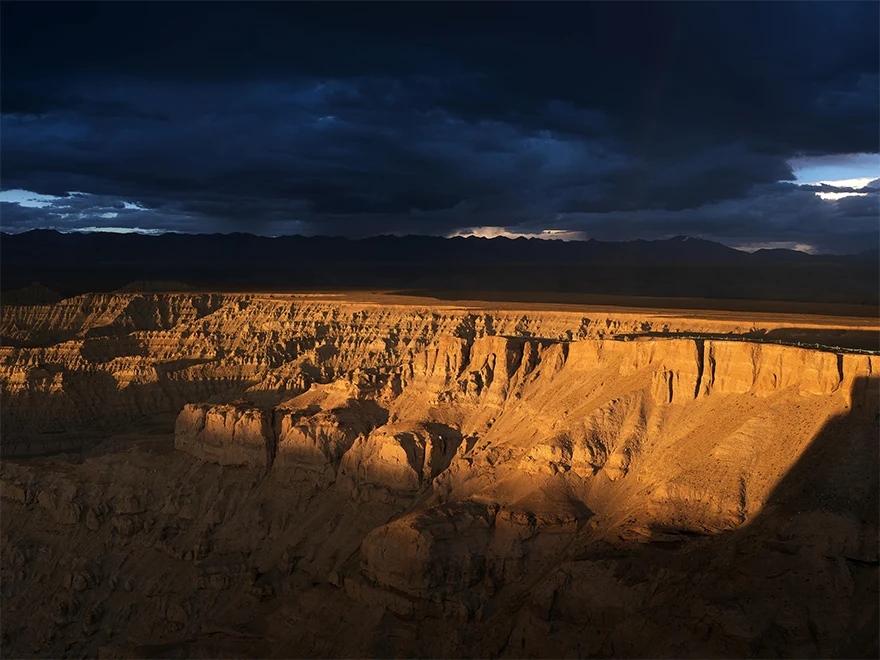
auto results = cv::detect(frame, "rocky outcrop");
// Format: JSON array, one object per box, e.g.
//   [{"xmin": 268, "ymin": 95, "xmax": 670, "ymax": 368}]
[
  {"xmin": 174, "ymin": 403, "xmax": 275, "ymax": 468},
  {"xmin": 700, "ymin": 340, "xmax": 844, "ymax": 396},
  {"xmin": 360, "ymin": 500, "xmax": 498, "ymax": 609},
  {"xmin": 273, "ymin": 408, "xmax": 362, "ymax": 480},
  {"xmin": 339, "ymin": 421, "xmax": 461, "ymax": 493},
  {"xmin": 274, "ymin": 397, "xmax": 387, "ymax": 481}
]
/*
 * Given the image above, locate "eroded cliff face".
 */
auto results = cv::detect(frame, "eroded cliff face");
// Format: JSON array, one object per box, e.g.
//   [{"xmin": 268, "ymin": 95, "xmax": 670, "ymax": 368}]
[{"xmin": 1, "ymin": 293, "xmax": 877, "ymax": 659}]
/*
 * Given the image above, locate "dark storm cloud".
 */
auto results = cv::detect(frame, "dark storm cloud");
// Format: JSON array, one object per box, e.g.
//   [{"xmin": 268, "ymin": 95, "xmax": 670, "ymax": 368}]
[{"xmin": 1, "ymin": 2, "xmax": 877, "ymax": 251}]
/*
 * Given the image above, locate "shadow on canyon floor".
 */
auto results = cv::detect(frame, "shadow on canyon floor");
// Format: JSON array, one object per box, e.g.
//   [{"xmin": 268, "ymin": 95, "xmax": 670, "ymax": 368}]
[
  {"xmin": 0, "ymin": 368, "xmax": 262, "ymax": 458},
  {"xmin": 605, "ymin": 375, "xmax": 875, "ymax": 659},
  {"xmin": 420, "ymin": 376, "xmax": 880, "ymax": 659},
  {"xmin": 718, "ymin": 374, "xmax": 880, "ymax": 659}
]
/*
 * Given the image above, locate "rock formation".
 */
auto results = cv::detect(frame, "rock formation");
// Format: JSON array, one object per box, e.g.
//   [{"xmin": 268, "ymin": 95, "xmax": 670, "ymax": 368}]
[
  {"xmin": 174, "ymin": 403, "xmax": 276, "ymax": 469},
  {"xmin": 1, "ymin": 292, "xmax": 877, "ymax": 658}
]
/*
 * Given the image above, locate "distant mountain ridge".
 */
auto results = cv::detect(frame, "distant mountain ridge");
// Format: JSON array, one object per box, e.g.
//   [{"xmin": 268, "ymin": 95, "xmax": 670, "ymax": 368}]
[{"xmin": 1, "ymin": 230, "xmax": 877, "ymax": 304}]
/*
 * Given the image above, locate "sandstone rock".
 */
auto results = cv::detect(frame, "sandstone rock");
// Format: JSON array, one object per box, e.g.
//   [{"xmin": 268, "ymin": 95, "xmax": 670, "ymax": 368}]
[
  {"xmin": 85, "ymin": 507, "xmax": 102, "ymax": 531},
  {"xmin": 165, "ymin": 602, "xmax": 188, "ymax": 625},
  {"xmin": 111, "ymin": 516, "xmax": 137, "ymax": 536},
  {"xmin": 273, "ymin": 396, "xmax": 385, "ymax": 480},
  {"xmin": 278, "ymin": 548, "xmax": 301, "ymax": 575},
  {"xmin": 340, "ymin": 421, "xmax": 461, "ymax": 492},
  {"xmin": 37, "ymin": 490, "xmax": 83, "ymax": 524},
  {"xmin": 174, "ymin": 403, "xmax": 276, "ymax": 468},
  {"xmin": 84, "ymin": 604, "xmax": 103, "ymax": 625},
  {"xmin": 361, "ymin": 500, "xmax": 496, "ymax": 601},
  {"xmin": 0, "ymin": 480, "xmax": 28, "ymax": 504},
  {"xmin": 63, "ymin": 570, "xmax": 96, "ymax": 592}
]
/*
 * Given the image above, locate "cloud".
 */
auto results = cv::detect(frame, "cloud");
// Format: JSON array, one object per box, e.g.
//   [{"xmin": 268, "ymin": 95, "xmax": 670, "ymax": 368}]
[
  {"xmin": 449, "ymin": 227, "xmax": 587, "ymax": 241},
  {"xmin": 519, "ymin": 181, "xmax": 879, "ymax": 254},
  {"xmin": 814, "ymin": 192, "xmax": 868, "ymax": 201},
  {"xmin": 733, "ymin": 242, "xmax": 819, "ymax": 255},
  {"xmin": 0, "ymin": 3, "xmax": 877, "ymax": 252}
]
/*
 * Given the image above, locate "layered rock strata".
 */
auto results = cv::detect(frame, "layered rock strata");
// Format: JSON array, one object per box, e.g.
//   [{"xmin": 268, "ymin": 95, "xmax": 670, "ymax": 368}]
[{"xmin": 1, "ymin": 292, "xmax": 878, "ymax": 659}]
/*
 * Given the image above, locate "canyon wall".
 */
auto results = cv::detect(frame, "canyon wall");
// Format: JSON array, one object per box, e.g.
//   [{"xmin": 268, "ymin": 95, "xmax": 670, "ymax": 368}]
[
  {"xmin": 1, "ymin": 293, "xmax": 877, "ymax": 658},
  {"xmin": 1, "ymin": 292, "xmax": 871, "ymax": 449}
]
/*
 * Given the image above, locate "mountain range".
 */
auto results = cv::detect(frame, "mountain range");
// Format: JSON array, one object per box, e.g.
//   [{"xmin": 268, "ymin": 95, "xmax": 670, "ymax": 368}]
[{"xmin": 2, "ymin": 230, "xmax": 878, "ymax": 305}]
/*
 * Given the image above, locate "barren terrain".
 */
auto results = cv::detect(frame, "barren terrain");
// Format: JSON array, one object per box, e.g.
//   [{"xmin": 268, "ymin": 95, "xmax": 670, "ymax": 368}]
[{"xmin": 1, "ymin": 291, "xmax": 878, "ymax": 658}]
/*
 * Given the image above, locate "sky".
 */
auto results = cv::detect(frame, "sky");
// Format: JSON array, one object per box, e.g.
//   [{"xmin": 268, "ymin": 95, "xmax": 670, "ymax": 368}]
[{"xmin": 0, "ymin": 2, "xmax": 878, "ymax": 254}]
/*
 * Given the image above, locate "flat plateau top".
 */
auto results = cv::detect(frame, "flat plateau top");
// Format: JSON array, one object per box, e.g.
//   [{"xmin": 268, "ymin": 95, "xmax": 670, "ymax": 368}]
[
  {"xmin": 8, "ymin": 288, "xmax": 877, "ymax": 349},
  {"xmin": 200, "ymin": 289, "xmax": 877, "ymax": 351},
  {"xmin": 237, "ymin": 289, "xmax": 879, "ymax": 327}
]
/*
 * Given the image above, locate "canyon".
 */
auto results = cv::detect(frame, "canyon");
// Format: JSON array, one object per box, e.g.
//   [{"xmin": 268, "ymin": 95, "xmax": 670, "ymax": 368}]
[{"xmin": 1, "ymin": 291, "xmax": 878, "ymax": 658}]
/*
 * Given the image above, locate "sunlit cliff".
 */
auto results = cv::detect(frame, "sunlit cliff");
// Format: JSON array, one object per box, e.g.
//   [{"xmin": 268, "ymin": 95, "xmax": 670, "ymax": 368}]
[{"xmin": 1, "ymin": 293, "xmax": 877, "ymax": 658}]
